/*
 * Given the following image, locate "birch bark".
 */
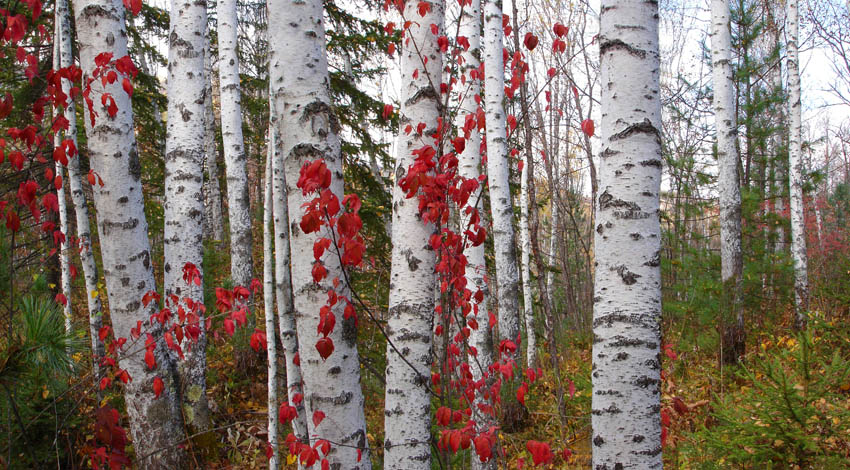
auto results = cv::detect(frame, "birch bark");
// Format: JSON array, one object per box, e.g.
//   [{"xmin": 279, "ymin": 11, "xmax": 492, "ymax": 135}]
[
  {"xmin": 483, "ymin": 0, "xmax": 521, "ymax": 355},
  {"xmin": 57, "ymin": 0, "xmax": 104, "ymax": 376},
  {"xmin": 269, "ymin": 78, "xmax": 308, "ymax": 442},
  {"xmin": 519, "ymin": 150, "xmax": 536, "ymax": 367},
  {"xmin": 203, "ymin": 19, "xmax": 225, "ymax": 242},
  {"xmin": 710, "ymin": 0, "xmax": 745, "ymax": 363},
  {"xmin": 456, "ymin": 3, "xmax": 496, "ymax": 468},
  {"xmin": 218, "ymin": 0, "xmax": 253, "ymax": 288},
  {"xmin": 74, "ymin": 0, "xmax": 186, "ymax": 465},
  {"xmin": 52, "ymin": 19, "xmax": 72, "ymax": 339},
  {"xmin": 383, "ymin": 1, "xmax": 443, "ymax": 468},
  {"xmin": 269, "ymin": 0, "xmax": 370, "ymax": 466},
  {"xmin": 787, "ymin": 0, "xmax": 809, "ymax": 327},
  {"xmin": 592, "ymin": 0, "xmax": 663, "ymax": 467},
  {"xmin": 164, "ymin": 0, "xmax": 210, "ymax": 431},
  {"xmin": 262, "ymin": 149, "xmax": 279, "ymax": 469}
]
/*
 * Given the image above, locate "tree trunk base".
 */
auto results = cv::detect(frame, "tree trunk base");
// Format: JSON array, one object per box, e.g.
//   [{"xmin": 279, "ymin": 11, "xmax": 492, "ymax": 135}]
[{"xmin": 719, "ymin": 322, "xmax": 745, "ymax": 365}]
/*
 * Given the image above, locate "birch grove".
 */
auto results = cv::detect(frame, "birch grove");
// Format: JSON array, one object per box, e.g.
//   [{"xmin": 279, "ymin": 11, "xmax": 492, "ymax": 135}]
[
  {"xmin": 592, "ymin": 0, "xmax": 664, "ymax": 467},
  {"xmin": 6, "ymin": 0, "xmax": 850, "ymax": 467}
]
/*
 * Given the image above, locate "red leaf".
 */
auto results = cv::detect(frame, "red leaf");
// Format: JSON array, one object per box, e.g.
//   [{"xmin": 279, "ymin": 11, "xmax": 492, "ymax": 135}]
[
  {"xmin": 417, "ymin": 1, "xmax": 431, "ymax": 16},
  {"xmin": 382, "ymin": 103, "xmax": 393, "ymax": 120},
  {"xmin": 581, "ymin": 119, "xmax": 594, "ymax": 137},
  {"xmin": 152, "ymin": 377, "xmax": 164, "ymax": 398},
  {"xmin": 523, "ymin": 33, "xmax": 538, "ymax": 51},
  {"xmin": 145, "ymin": 348, "xmax": 156, "ymax": 370},
  {"xmin": 553, "ymin": 23, "xmax": 568, "ymax": 37},
  {"xmin": 315, "ymin": 337, "xmax": 334, "ymax": 360},
  {"xmin": 311, "ymin": 262, "xmax": 328, "ymax": 283},
  {"xmin": 312, "ymin": 410, "xmax": 325, "ymax": 427},
  {"xmin": 568, "ymin": 380, "xmax": 576, "ymax": 399},
  {"xmin": 223, "ymin": 318, "xmax": 235, "ymax": 336},
  {"xmin": 122, "ymin": 78, "xmax": 133, "ymax": 97},
  {"xmin": 279, "ymin": 404, "xmax": 297, "ymax": 424},
  {"xmin": 436, "ymin": 406, "xmax": 451, "ymax": 426}
]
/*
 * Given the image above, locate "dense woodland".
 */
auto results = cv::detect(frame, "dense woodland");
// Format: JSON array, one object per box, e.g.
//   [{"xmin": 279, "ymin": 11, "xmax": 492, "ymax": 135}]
[{"xmin": 1, "ymin": 0, "xmax": 849, "ymax": 468}]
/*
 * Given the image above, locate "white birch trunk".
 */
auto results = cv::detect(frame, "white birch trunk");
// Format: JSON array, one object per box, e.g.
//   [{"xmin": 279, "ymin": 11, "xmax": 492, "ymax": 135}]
[
  {"xmin": 483, "ymin": 0, "xmax": 521, "ymax": 355},
  {"xmin": 456, "ymin": 4, "xmax": 496, "ymax": 467},
  {"xmin": 269, "ymin": 79, "xmax": 308, "ymax": 442},
  {"xmin": 519, "ymin": 154, "xmax": 536, "ymax": 367},
  {"xmin": 787, "ymin": 0, "xmax": 809, "ymax": 327},
  {"xmin": 74, "ymin": 0, "xmax": 186, "ymax": 465},
  {"xmin": 383, "ymin": 1, "xmax": 443, "ymax": 468},
  {"xmin": 52, "ymin": 20, "xmax": 72, "ymax": 340},
  {"xmin": 217, "ymin": 0, "xmax": 253, "ymax": 288},
  {"xmin": 164, "ymin": 0, "xmax": 210, "ymax": 431},
  {"xmin": 269, "ymin": 0, "xmax": 370, "ymax": 466},
  {"xmin": 592, "ymin": 0, "xmax": 663, "ymax": 467},
  {"xmin": 263, "ymin": 148, "xmax": 279, "ymax": 469},
  {"xmin": 57, "ymin": 0, "xmax": 104, "ymax": 375},
  {"xmin": 203, "ymin": 19, "xmax": 225, "ymax": 242},
  {"xmin": 711, "ymin": 0, "xmax": 745, "ymax": 361}
]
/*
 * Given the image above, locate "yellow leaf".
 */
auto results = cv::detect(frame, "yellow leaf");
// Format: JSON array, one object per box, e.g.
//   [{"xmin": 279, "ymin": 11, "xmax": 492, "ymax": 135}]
[
  {"xmin": 91, "ymin": 290, "xmax": 99, "ymax": 299},
  {"xmin": 287, "ymin": 453, "xmax": 297, "ymax": 465},
  {"xmin": 48, "ymin": 283, "xmax": 56, "ymax": 289}
]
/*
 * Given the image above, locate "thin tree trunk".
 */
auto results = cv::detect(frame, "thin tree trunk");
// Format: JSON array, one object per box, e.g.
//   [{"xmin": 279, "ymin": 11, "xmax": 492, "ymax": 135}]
[
  {"xmin": 519, "ymin": 151, "xmax": 536, "ymax": 367},
  {"xmin": 74, "ymin": 0, "xmax": 187, "ymax": 465},
  {"xmin": 57, "ymin": 0, "xmax": 103, "ymax": 379},
  {"xmin": 382, "ymin": 1, "xmax": 443, "ymax": 467},
  {"xmin": 52, "ymin": 16, "xmax": 72, "ymax": 340},
  {"xmin": 787, "ymin": 0, "xmax": 809, "ymax": 328},
  {"xmin": 269, "ymin": 0, "xmax": 371, "ymax": 466},
  {"xmin": 262, "ymin": 146, "xmax": 279, "ymax": 469},
  {"xmin": 711, "ymin": 0, "xmax": 745, "ymax": 364},
  {"xmin": 592, "ymin": 0, "xmax": 663, "ymax": 467},
  {"xmin": 218, "ymin": 0, "xmax": 254, "ymax": 289},
  {"xmin": 203, "ymin": 19, "xmax": 225, "ymax": 242},
  {"xmin": 456, "ymin": 2, "xmax": 496, "ymax": 468},
  {"xmin": 483, "ymin": 0, "xmax": 521, "ymax": 359},
  {"xmin": 269, "ymin": 75, "xmax": 308, "ymax": 443}
]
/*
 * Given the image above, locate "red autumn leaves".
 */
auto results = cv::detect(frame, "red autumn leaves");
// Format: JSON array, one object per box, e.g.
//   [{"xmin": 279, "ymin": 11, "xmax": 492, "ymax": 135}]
[{"xmin": 296, "ymin": 159, "xmax": 365, "ymax": 362}]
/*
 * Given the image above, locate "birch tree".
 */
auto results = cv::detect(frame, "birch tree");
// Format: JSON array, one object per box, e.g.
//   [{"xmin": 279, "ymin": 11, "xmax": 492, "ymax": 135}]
[
  {"xmin": 269, "ymin": 0, "xmax": 370, "ymax": 466},
  {"xmin": 383, "ymin": 0, "xmax": 443, "ymax": 467},
  {"xmin": 218, "ymin": 0, "xmax": 253, "ymax": 288},
  {"xmin": 710, "ymin": 0, "xmax": 745, "ymax": 363},
  {"xmin": 787, "ymin": 0, "xmax": 809, "ymax": 327},
  {"xmin": 520, "ymin": 151, "xmax": 536, "ymax": 367},
  {"xmin": 269, "ymin": 78, "xmax": 308, "ymax": 442},
  {"xmin": 52, "ymin": 13, "xmax": 71, "ymax": 339},
  {"xmin": 456, "ymin": 2, "xmax": 496, "ymax": 467},
  {"xmin": 74, "ymin": 0, "xmax": 186, "ymax": 465},
  {"xmin": 483, "ymin": 0, "xmax": 521, "ymax": 357},
  {"xmin": 203, "ymin": 19, "xmax": 225, "ymax": 242},
  {"xmin": 592, "ymin": 0, "xmax": 663, "ymax": 467},
  {"xmin": 164, "ymin": 0, "xmax": 210, "ymax": 431},
  {"xmin": 262, "ymin": 148, "xmax": 279, "ymax": 468},
  {"xmin": 57, "ymin": 0, "xmax": 103, "ymax": 376}
]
